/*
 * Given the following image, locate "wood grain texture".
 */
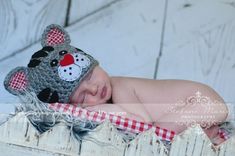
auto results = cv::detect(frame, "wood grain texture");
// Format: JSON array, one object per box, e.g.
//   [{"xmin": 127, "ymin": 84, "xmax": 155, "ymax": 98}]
[
  {"xmin": 38, "ymin": 123, "xmax": 81, "ymax": 155},
  {"xmin": 0, "ymin": 113, "xmax": 234, "ymax": 156},
  {"xmin": 218, "ymin": 135, "xmax": 235, "ymax": 156},
  {"xmin": 169, "ymin": 125, "xmax": 235, "ymax": 156},
  {"xmin": 80, "ymin": 121, "xmax": 126, "ymax": 156},
  {"xmin": 0, "ymin": 112, "xmax": 40, "ymax": 147},
  {"xmin": 0, "ymin": 112, "xmax": 80, "ymax": 155},
  {"xmin": 0, "ymin": 142, "xmax": 65, "ymax": 156},
  {"xmin": 169, "ymin": 125, "xmax": 215, "ymax": 156},
  {"xmin": 125, "ymin": 128, "xmax": 168, "ymax": 156},
  {"xmin": 67, "ymin": 0, "xmax": 165, "ymax": 78},
  {"xmin": 69, "ymin": 0, "xmax": 118, "ymax": 24},
  {"xmin": 157, "ymin": 0, "xmax": 235, "ymax": 103},
  {"xmin": 0, "ymin": 0, "xmax": 68, "ymax": 61},
  {"xmin": 0, "ymin": 0, "xmax": 165, "ymax": 113}
]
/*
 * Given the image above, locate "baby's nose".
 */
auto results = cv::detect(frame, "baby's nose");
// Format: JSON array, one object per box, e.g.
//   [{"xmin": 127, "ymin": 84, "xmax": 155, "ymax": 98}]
[
  {"xmin": 60, "ymin": 53, "xmax": 74, "ymax": 66},
  {"xmin": 86, "ymin": 84, "xmax": 98, "ymax": 96}
]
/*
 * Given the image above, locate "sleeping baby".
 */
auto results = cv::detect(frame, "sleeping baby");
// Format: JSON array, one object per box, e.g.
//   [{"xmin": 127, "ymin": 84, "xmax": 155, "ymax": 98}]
[{"xmin": 4, "ymin": 24, "xmax": 229, "ymax": 145}]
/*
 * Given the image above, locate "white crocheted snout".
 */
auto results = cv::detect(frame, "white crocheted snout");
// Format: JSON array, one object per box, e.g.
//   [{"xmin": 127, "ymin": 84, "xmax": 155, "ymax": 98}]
[{"xmin": 58, "ymin": 53, "xmax": 90, "ymax": 81}]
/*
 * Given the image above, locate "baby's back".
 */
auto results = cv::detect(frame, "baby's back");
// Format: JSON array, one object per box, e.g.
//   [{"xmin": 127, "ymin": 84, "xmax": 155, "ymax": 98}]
[{"xmin": 111, "ymin": 77, "xmax": 226, "ymax": 123}]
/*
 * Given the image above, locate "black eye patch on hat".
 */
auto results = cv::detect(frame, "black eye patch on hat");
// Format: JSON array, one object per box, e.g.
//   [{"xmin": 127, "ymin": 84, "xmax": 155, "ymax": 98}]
[{"xmin": 4, "ymin": 24, "xmax": 98, "ymax": 103}]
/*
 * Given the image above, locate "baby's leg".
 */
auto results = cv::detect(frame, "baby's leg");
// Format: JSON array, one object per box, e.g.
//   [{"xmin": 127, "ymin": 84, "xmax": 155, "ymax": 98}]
[
  {"xmin": 203, "ymin": 125, "xmax": 219, "ymax": 138},
  {"xmin": 203, "ymin": 125, "xmax": 225, "ymax": 145},
  {"xmin": 85, "ymin": 104, "xmax": 146, "ymax": 122},
  {"xmin": 155, "ymin": 91, "xmax": 228, "ymax": 143}
]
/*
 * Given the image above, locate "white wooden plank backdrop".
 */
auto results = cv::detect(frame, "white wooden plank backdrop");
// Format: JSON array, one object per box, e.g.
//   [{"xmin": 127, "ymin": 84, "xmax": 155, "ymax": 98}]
[
  {"xmin": 0, "ymin": 0, "xmax": 165, "ymax": 113},
  {"xmin": 0, "ymin": 0, "xmax": 68, "ymax": 61},
  {"xmin": 157, "ymin": 0, "xmax": 235, "ymax": 103},
  {"xmin": 67, "ymin": 0, "xmax": 165, "ymax": 78},
  {"xmin": 69, "ymin": 0, "xmax": 118, "ymax": 24}
]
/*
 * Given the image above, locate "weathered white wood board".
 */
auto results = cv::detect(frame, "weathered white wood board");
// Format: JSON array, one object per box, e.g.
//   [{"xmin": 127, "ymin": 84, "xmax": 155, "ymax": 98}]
[
  {"xmin": 170, "ymin": 125, "xmax": 235, "ymax": 156},
  {"xmin": 0, "ymin": 113, "xmax": 234, "ymax": 156},
  {"xmin": 170, "ymin": 126, "xmax": 216, "ymax": 156},
  {"xmin": 69, "ymin": 0, "xmax": 118, "ymax": 24},
  {"xmin": 157, "ymin": 0, "xmax": 235, "ymax": 103},
  {"xmin": 0, "ymin": 113, "xmax": 81, "ymax": 155},
  {"xmin": 0, "ymin": 0, "xmax": 165, "ymax": 111},
  {"xmin": 80, "ymin": 121, "xmax": 126, "ymax": 156},
  {"xmin": 125, "ymin": 128, "xmax": 168, "ymax": 156},
  {"xmin": 67, "ymin": 0, "xmax": 165, "ymax": 78},
  {"xmin": 0, "ymin": 142, "xmax": 67, "ymax": 156},
  {"xmin": 0, "ymin": 112, "xmax": 40, "ymax": 147},
  {"xmin": 0, "ymin": 0, "xmax": 68, "ymax": 61}
]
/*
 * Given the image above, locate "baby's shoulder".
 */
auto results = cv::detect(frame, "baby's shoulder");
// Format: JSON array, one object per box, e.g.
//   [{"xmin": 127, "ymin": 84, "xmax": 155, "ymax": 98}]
[{"xmin": 110, "ymin": 77, "xmax": 141, "ymax": 103}]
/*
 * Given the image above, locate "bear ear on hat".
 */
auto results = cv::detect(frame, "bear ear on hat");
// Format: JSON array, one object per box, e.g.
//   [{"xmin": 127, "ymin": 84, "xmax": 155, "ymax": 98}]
[
  {"xmin": 4, "ymin": 67, "xmax": 29, "ymax": 96},
  {"xmin": 41, "ymin": 24, "xmax": 71, "ymax": 47}
]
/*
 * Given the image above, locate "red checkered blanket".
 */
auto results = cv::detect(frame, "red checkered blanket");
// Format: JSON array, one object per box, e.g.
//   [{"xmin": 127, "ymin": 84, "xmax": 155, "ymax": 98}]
[
  {"xmin": 48, "ymin": 103, "xmax": 230, "ymax": 142},
  {"xmin": 49, "ymin": 103, "xmax": 175, "ymax": 141}
]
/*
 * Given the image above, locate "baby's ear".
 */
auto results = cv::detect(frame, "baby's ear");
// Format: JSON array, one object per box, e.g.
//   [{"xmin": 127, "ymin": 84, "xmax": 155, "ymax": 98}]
[
  {"xmin": 4, "ymin": 67, "xmax": 29, "ymax": 95},
  {"xmin": 41, "ymin": 24, "xmax": 71, "ymax": 47}
]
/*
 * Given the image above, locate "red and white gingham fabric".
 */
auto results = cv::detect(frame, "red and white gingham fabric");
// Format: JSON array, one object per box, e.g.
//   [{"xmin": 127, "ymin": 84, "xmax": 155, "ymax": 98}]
[
  {"xmin": 48, "ymin": 103, "xmax": 176, "ymax": 141},
  {"xmin": 9, "ymin": 71, "xmax": 27, "ymax": 91},
  {"xmin": 48, "ymin": 103, "xmax": 231, "ymax": 142},
  {"xmin": 47, "ymin": 28, "xmax": 65, "ymax": 46}
]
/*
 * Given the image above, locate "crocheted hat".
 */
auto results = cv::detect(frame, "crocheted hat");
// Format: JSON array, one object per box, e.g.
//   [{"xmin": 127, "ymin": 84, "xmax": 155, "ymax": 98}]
[{"xmin": 4, "ymin": 24, "xmax": 98, "ymax": 103}]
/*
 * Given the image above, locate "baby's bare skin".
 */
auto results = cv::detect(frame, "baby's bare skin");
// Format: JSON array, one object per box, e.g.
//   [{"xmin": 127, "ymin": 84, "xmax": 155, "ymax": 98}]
[
  {"xmin": 111, "ymin": 77, "xmax": 227, "ymax": 130},
  {"xmin": 70, "ymin": 66, "xmax": 229, "ymax": 145}
]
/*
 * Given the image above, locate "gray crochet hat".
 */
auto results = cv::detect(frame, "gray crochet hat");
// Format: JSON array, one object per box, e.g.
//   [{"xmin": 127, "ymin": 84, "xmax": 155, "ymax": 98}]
[{"xmin": 4, "ymin": 24, "xmax": 98, "ymax": 103}]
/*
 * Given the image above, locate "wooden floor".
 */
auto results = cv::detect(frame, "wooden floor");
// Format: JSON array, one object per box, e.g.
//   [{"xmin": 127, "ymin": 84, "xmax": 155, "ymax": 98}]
[{"xmin": 1, "ymin": 0, "xmax": 235, "ymax": 115}]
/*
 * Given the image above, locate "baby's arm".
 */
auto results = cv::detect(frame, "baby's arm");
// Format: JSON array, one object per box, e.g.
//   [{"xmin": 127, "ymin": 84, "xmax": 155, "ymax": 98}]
[{"xmin": 85, "ymin": 104, "xmax": 147, "ymax": 122}]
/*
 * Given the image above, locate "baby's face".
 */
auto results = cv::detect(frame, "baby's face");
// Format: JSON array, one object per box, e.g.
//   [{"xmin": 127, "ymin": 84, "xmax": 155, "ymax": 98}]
[{"xmin": 70, "ymin": 66, "xmax": 112, "ymax": 107}]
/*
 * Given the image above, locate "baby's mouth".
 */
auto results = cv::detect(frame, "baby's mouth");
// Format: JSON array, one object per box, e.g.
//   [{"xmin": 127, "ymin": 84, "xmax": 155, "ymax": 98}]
[{"xmin": 100, "ymin": 85, "xmax": 107, "ymax": 99}]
